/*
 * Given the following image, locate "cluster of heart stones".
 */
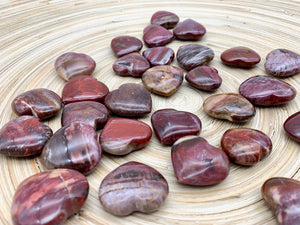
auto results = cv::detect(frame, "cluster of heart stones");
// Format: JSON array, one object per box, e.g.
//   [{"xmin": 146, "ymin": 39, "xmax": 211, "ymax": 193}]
[{"xmin": 0, "ymin": 10, "xmax": 299, "ymax": 225}]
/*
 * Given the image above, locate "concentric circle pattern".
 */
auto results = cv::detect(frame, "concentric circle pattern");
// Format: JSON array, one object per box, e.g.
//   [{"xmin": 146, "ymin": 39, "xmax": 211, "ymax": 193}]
[{"xmin": 1, "ymin": 1, "xmax": 299, "ymax": 224}]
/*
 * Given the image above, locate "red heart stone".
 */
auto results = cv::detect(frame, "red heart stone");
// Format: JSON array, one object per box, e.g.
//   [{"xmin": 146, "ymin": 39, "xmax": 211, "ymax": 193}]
[
  {"xmin": 143, "ymin": 46, "xmax": 174, "ymax": 66},
  {"xmin": 12, "ymin": 88, "xmax": 62, "ymax": 120},
  {"xmin": 173, "ymin": 19, "xmax": 206, "ymax": 40},
  {"xmin": 151, "ymin": 109, "xmax": 201, "ymax": 145},
  {"xmin": 62, "ymin": 75, "xmax": 109, "ymax": 105},
  {"xmin": 171, "ymin": 136, "xmax": 230, "ymax": 186},
  {"xmin": 284, "ymin": 111, "xmax": 300, "ymax": 142},
  {"xmin": 99, "ymin": 118, "xmax": 152, "ymax": 155},
  {"xmin": 262, "ymin": 177, "xmax": 300, "ymax": 225},
  {"xmin": 150, "ymin": 11, "xmax": 179, "ymax": 29},
  {"xmin": 143, "ymin": 24, "xmax": 174, "ymax": 47},
  {"xmin": 11, "ymin": 169, "xmax": 89, "ymax": 225},
  {"xmin": 111, "ymin": 36, "xmax": 143, "ymax": 57}
]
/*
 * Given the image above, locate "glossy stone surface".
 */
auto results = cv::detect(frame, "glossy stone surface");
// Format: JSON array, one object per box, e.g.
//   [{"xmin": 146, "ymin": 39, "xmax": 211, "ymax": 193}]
[
  {"xmin": 142, "ymin": 65, "xmax": 184, "ymax": 96},
  {"xmin": 221, "ymin": 128, "xmax": 272, "ymax": 166},
  {"xmin": 99, "ymin": 161, "xmax": 169, "ymax": 216},
  {"xmin": 262, "ymin": 177, "xmax": 300, "ymax": 225},
  {"xmin": 265, "ymin": 49, "xmax": 300, "ymax": 77},
  {"xmin": 143, "ymin": 24, "xmax": 174, "ymax": 47},
  {"xmin": 104, "ymin": 83, "xmax": 152, "ymax": 117},
  {"xmin": 55, "ymin": 52, "xmax": 96, "ymax": 81},
  {"xmin": 150, "ymin": 11, "xmax": 179, "ymax": 29},
  {"xmin": 220, "ymin": 47, "xmax": 261, "ymax": 67},
  {"xmin": 239, "ymin": 75, "xmax": 296, "ymax": 106},
  {"xmin": 62, "ymin": 101, "xmax": 109, "ymax": 130},
  {"xmin": 177, "ymin": 44, "xmax": 214, "ymax": 71},
  {"xmin": 11, "ymin": 169, "xmax": 89, "ymax": 225},
  {"xmin": 0, "ymin": 116, "xmax": 52, "ymax": 157},
  {"xmin": 99, "ymin": 118, "xmax": 152, "ymax": 155},
  {"xmin": 143, "ymin": 46, "xmax": 174, "ymax": 66},
  {"xmin": 172, "ymin": 136, "xmax": 230, "ymax": 186},
  {"xmin": 41, "ymin": 122, "xmax": 102, "ymax": 174},
  {"xmin": 112, "ymin": 53, "xmax": 150, "ymax": 77},
  {"xmin": 203, "ymin": 93, "xmax": 256, "ymax": 122},
  {"xmin": 173, "ymin": 19, "xmax": 206, "ymax": 40},
  {"xmin": 111, "ymin": 36, "xmax": 143, "ymax": 57},
  {"xmin": 284, "ymin": 111, "xmax": 300, "ymax": 142},
  {"xmin": 62, "ymin": 75, "xmax": 109, "ymax": 104},
  {"xmin": 12, "ymin": 88, "xmax": 62, "ymax": 120},
  {"xmin": 185, "ymin": 65, "xmax": 222, "ymax": 91},
  {"xmin": 151, "ymin": 109, "xmax": 201, "ymax": 145}
]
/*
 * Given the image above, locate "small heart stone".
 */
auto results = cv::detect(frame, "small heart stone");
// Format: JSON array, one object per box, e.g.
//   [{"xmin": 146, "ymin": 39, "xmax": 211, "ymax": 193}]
[
  {"xmin": 104, "ymin": 83, "xmax": 152, "ymax": 117},
  {"xmin": 262, "ymin": 177, "xmax": 300, "ymax": 225},
  {"xmin": 173, "ymin": 19, "xmax": 206, "ymax": 40},
  {"xmin": 151, "ymin": 109, "xmax": 201, "ymax": 145},
  {"xmin": 143, "ymin": 24, "xmax": 174, "ymax": 47},
  {"xmin": 99, "ymin": 161, "xmax": 169, "ymax": 216},
  {"xmin": 111, "ymin": 36, "xmax": 143, "ymax": 57},
  {"xmin": 171, "ymin": 136, "xmax": 230, "ymax": 186},
  {"xmin": 265, "ymin": 49, "xmax": 300, "ymax": 77},
  {"xmin": 150, "ymin": 11, "xmax": 179, "ymax": 29}
]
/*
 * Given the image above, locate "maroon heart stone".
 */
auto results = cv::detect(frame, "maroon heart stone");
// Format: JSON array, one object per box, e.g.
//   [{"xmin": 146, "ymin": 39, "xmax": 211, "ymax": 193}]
[
  {"xmin": 111, "ymin": 36, "xmax": 143, "ymax": 57},
  {"xmin": 62, "ymin": 75, "xmax": 109, "ymax": 105},
  {"xmin": 173, "ymin": 19, "xmax": 206, "ymax": 40},
  {"xmin": 99, "ymin": 161, "xmax": 169, "ymax": 216},
  {"xmin": 0, "ymin": 116, "xmax": 52, "ymax": 157},
  {"xmin": 176, "ymin": 44, "xmax": 214, "ymax": 71},
  {"xmin": 265, "ymin": 49, "xmax": 300, "ymax": 77},
  {"xmin": 151, "ymin": 109, "xmax": 201, "ymax": 145},
  {"xmin": 55, "ymin": 52, "xmax": 96, "ymax": 81},
  {"xmin": 142, "ymin": 65, "xmax": 184, "ymax": 96},
  {"xmin": 185, "ymin": 65, "xmax": 222, "ymax": 91},
  {"xmin": 143, "ymin": 24, "xmax": 174, "ymax": 47},
  {"xmin": 220, "ymin": 46, "xmax": 261, "ymax": 67},
  {"xmin": 99, "ymin": 118, "xmax": 152, "ymax": 155},
  {"xmin": 12, "ymin": 88, "xmax": 62, "ymax": 120},
  {"xmin": 143, "ymin": 46, "xmax": 174, "ymax": 66},
  {"xmin": 171, "ymin": 136, "xmax": 230, "ymax": 186},
  {"xmin": 112, "ymin": 53, "xmax": 150, "ymax": 77},
  {"xmin": 262, "ymin": 177, "xmax": 300, "ymax": 225},
  {"xmin": 11, "ymin": 169, "xmax": 89, "ymax": 225},
  {"xmin": 150, "ymin": 11, "xmax": 179, "ymax": 29},
  {"xmin": 239, "ymin": 75, "xmax": 296, "ymax": 106},
  {"xmin": 104, "ymin": 83, "xmax": 152, "ymax": 117},
  {"xmin": 284, "ymin": 111, "xmax": 300, "ymax": 142},
  {"xmin": 203, "ymin": 93, "xmax": 256, "ymax": 122},
  {"xmin": 62, "ymin": 101, "xmax": 109, "ymax": 130},
  {"xmin": 41, "ymin": 122, "xmax": 102, "ymax": 174},
  {"xmin": 221, "ymin": 128, "xmax": 272, "ymax": 166}
]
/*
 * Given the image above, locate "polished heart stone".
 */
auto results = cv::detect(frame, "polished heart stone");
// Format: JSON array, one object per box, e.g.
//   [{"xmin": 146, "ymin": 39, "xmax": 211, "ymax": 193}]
[
  {"xmin": 177, "ymin": 44, "xmax": 214, "ymax": 71},
  {"xmin": 99, "ymin": 161, "xmax": 169, "ymax": 216},
  {"xmin": 151, "ymin": 109, "xmax": 201, "ymax": 145},
  {"xmin": 173, "ymin": 19, "xmax": 206, "ymax": 40},
  {"xmin": 150, "ymin": 11, "xmax": 179, "ymax": 29},
  {"xmin": 172, "ymin": 136, "xmax": 230, "ymax": 186},
  {"xmin": 112, "ymin": 53, "xmax": 150, "ymax": 77},
  {"xmin": 203, "ymin": 93, "xmax": 256, "ymax": 122},
  {"xmin": 11, "ymin": 169, "xmax": 89, "ymax": 225},
  {"xmin": 55, "ymin": 52, "xmax": 96, "ymax": 81},
  {"xmin": 62, "ymin": 101, "xmax": 109, "ymax": 130},
  {"xmin": 41, "ymin": 122, "xmax": 102, "ymax": 174},
  {"xmin": 143, "ymin": 24, "xmax": 174, "ymax": 47},
  {"xmin": 111, "ymin": 36, "xmax": 143, "ymax": 57},
  {"xmin": 0, "ymin": 116, "xmax": 52, "ymax": 157},
  {"xmin": 185, "ymin": 65, "xmax": 222, "ymax": 91},
  {"xmin": 239, "ymin": 75, "xmax": 296, "ymax": 106},
  {"xmin": 284, "ymin": 111, "xmax": 300, "ymax": 142},
  {"xmin": 265, "ymin": 49, "xmax": 300, "ymax": 77},
  {"xmin": 104, "ymin": 83, "xmax": 152, "ymax": 117},
  {"xmin": 142, "ymin": 65, "xmax": 184, "ymax": 96},
  {"xmin": 12, "ymin": 88, "xmax": 62, "ymax": 120},
  {"xmin": 62, "ymin": 75, "xmax": 109, "ymax": 104},
  {"xmin": 262, "ymin": 177, "xmax": 300, "ymax": 225},
  {"xmin": 143, "ymin": 46, "xmax": 174, "ymax": 66},
  {"xmin": 99, "ymin": 118, "xmax": 152, "ymax": 155},
  {"xmin": 221, "ymin": 128, "xmax": 272, "ymax": 166},
  {"xmin": 220, "ymin": 46, "xmax": 261, "ymax": 67}
]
